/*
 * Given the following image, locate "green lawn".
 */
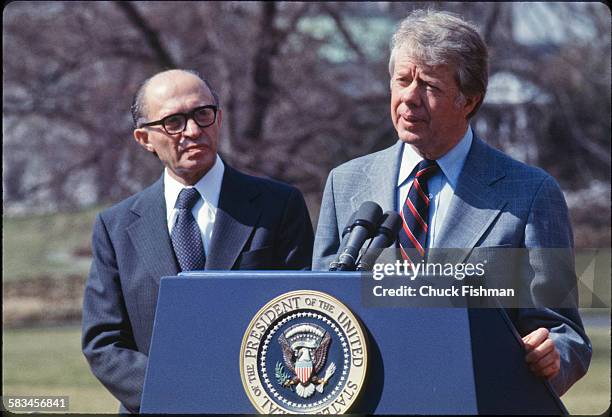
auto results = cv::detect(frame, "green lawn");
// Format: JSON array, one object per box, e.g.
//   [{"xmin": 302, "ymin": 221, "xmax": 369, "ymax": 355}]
[
  {"xmin": 2, "ymin": 207, "xmax": 103, "ymax": 281},
  {"xmin": 2, "ymin": 325, "xmax": 609, "ymax": 414},
  {"xmin": 562, "ymin": 325, "xmax": 611, "ymax": 415},
  {"xmin": 3, "ymin": 326, "xmax": 118, "ymax": 413}
]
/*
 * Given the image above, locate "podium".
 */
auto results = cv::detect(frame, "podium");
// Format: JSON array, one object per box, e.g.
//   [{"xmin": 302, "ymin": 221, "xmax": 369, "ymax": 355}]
[{"xmin": 140, "ymin": 271, "xmax": 566, "ymax": 414}]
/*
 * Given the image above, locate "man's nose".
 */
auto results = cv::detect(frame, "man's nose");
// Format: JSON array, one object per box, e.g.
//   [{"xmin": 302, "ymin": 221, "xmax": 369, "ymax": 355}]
[
  {"xmin": 183, "ymin": 118, "xmax": 202, "ymax": 138},
  {"xmin": 400, "ymin": 80, "xmax": 421, "ymax": 106}
]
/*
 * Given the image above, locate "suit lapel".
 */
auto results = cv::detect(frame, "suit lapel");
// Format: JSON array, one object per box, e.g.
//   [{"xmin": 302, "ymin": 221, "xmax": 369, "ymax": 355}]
[
  {"xmin": 205, "ymin": 166, "xmax": 262, "ymax": 270},
  {"xmin": 127, "ymin": 176, "xmax": 179, "ymax": 283},
  {"xmin": 350, "ymin": 141, "xmax": 403, "ymax": 213},
  {"xmin": 430, "ymin": 137, "xmax": 507, "ymax": 264}
]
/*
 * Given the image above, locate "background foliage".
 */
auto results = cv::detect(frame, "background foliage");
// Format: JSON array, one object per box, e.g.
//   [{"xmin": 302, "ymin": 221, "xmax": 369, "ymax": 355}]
[{"xmin": 3, "ymin": 2, "xmax": 610, "ymax": 248}]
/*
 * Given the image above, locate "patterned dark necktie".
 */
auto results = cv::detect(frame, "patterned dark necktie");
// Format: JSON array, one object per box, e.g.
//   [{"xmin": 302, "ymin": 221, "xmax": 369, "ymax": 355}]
[
  {"xmin": 171, "ymin": 188, "xmax": 206, "ymax": 271},
  {"xmin": 398, "ymin": 159, "xmax": 439, "ymax": 264}
]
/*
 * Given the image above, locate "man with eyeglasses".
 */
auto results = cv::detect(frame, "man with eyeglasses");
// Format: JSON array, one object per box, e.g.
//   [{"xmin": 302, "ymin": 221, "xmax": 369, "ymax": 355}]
[{"xmin": 82, "ymin": 69, "xmax": 314, "ymax": 413}]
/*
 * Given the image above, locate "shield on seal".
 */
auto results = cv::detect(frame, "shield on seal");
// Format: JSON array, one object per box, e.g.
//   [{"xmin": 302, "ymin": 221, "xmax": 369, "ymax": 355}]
[{"xmin": 295, "ymin": 360, "xmax": 313, "ymax": 384}]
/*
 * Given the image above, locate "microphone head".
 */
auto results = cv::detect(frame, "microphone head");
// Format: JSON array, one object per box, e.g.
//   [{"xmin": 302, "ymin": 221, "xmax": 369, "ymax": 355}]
[
  {"xmin": 378, "ymin": 211, "xmax": 402, "ymax": 239},
  {"xmin": 354, "ymin": 201, "xmax": 383, "ymax": 234}
]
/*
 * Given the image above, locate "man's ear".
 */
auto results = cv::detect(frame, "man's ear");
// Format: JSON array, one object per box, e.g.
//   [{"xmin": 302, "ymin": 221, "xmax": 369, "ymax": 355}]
[
  {"xmin": 216, "ymin": 108, "xmax": 223, "ymax": 130},
  {"xmin": 133, "ymin": 128, "xmax": 156, "ymax": 153},
  {"xmin": 461, "ymin": 93, "xmax": 482, "ymax": 118}
]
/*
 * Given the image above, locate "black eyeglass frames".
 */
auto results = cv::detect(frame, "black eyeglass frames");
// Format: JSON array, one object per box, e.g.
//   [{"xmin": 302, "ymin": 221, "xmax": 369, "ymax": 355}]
[{"xmin": 138, "ymin": 105, "xmax": 218, "ymax": 135}]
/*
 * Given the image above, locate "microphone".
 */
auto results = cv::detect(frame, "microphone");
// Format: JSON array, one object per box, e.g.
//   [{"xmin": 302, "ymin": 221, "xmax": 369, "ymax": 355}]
[
  {"xmin": 328, "ymin": 211, "xmax": 358, "ymax": 271},
  {"xmin": 356, "ymin": 211, "xmax": 402, "ymax": 271},
  {"xmin": 334, "ymin": 201, "xmax": 383, "ymax": 271}
]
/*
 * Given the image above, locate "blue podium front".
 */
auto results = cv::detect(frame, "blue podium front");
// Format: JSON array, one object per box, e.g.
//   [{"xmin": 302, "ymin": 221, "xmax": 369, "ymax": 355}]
[{"xmin": 140, "ymin": 271, "xmax": 564, "ymax": 414}]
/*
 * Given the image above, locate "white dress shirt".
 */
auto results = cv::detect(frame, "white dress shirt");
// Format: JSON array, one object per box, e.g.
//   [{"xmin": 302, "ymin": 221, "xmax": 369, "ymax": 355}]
[
  {"xmin": 396, "ymin": 127, "xmax": 473, "ymax": 248},
  {"xmin": 164, "ymin": 154, "xmax": 225, "ymax": 255}
]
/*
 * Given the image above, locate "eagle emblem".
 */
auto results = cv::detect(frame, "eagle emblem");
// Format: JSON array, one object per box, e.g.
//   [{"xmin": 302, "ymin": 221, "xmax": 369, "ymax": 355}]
[{"xmin": 275, "ymin": 323, "xmax": 337, "ymax": 398}]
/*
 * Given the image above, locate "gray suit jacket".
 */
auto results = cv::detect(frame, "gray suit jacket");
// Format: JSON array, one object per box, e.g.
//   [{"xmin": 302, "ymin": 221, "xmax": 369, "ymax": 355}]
[
  {"xmin": 312, "ymin": 137, "xmax": 591, "ymax": 396},
  {"xmin": 82, "ymin": 165, "xmax": 313, "ymax": 413}
]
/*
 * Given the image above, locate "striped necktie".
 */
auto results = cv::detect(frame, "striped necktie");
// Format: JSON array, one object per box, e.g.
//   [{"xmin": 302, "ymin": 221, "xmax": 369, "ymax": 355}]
[
  {"xmin": 171, "ymin": 188, "xmax": 206, "ymax": 271},
  {"xmin": 398, "ymin": 159, "xmax": 439, "ymax": 264}
]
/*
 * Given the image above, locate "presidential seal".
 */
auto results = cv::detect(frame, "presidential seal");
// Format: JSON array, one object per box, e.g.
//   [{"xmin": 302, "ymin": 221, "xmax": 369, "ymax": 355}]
[{"xmin": 240, "ymin": 290, "xmax": 367, "ymax": 414}]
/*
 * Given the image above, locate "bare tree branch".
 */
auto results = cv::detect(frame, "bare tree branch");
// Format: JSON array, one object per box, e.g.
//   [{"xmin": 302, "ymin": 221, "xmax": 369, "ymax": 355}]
[
  {"xmin": 481, "ymin": 3, "xmax": 502, "ymax": 44},
  {"xmin": 242, "ymin": 2, "xmax": 280, "ymax": 145},
  {"xmin": 114, "ymin": 1, "xmax": 176, "ymax": 68},
  {"xmin": 319, "ymin": 3, "xmax": 367, "ymax": 62}
]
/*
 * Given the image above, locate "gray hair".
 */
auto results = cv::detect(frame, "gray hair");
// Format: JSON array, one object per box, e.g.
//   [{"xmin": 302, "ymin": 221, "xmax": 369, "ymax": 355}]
[
  {"xmin": 389, "ymin": 10, "xmax": 488, "ymax": 118},
  {"xmin": 131, "ymin": 69, "xmax": 220, "ymax": 128}
]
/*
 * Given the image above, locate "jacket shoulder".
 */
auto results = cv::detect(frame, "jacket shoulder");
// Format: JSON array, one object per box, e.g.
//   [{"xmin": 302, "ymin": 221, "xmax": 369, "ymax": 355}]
[
  {"xmin": 97, "ymin": 178, "xmax": 162, "ymax": 223},
  {"xmin": 331, "ymin": 141, "xmax": 400, "ymax": 176},
  {"xmin": 476, "ymin": 137, "xmax": 552, "ymax": 183}
]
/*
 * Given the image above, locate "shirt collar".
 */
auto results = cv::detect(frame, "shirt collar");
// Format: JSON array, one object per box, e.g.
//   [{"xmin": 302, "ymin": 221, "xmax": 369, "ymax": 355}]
[
  {"xmin": 164, "ymin": 154, "xmax": 225, "ymax": 212},
  {"xmin": 397, "ymin": 126, "xmax": 473, "ymax": 188}
]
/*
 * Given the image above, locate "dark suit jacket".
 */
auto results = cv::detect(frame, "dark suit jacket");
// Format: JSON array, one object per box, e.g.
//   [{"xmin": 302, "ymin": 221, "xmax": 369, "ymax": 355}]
[{"xmin": 82, "ymin": 165, "xmax": 314, "ymax": 413}]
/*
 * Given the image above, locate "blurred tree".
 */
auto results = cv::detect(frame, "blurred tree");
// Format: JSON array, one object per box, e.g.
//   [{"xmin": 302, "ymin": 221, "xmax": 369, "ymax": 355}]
[{"xmin": 3, "ymin": 2, "xmax": 610, "ymax": 246}]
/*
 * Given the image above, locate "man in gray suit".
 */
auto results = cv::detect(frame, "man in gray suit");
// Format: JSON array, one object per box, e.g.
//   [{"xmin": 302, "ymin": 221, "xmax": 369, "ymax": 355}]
[
  {"xmin": 313, "ymin": 10, "xmax": 590, "ymax": 396},
  {"xmin": 82, "ymin": 69, "xmax": 314, "ymax": 412}
]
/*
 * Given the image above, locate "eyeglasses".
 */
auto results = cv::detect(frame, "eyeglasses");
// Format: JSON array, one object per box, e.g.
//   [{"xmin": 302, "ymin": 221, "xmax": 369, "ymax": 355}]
[{"xmin": 138, "ymin": 105, "xmax": 218, "ymax": 135}]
